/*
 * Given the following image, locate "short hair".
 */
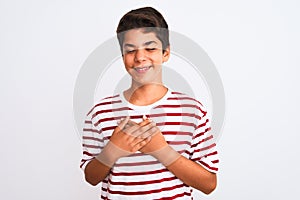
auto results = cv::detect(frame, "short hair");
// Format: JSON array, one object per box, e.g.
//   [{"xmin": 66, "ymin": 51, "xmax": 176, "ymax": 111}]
[{"xmin": 116, "ymin": 7, "xmax": 169, "ymax": 53}]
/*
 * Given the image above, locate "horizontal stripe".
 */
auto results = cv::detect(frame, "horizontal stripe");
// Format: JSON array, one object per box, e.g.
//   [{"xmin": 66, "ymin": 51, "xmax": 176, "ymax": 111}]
[
  {"xmin": 191, "ymin": 134, "xmax": 213, "ymax": 148},
  {"xmin": 156, "ymin": 122, "xmax": 197, "ymax": 129},
  {"xmin": 102, "ymin": 125, "xmax": 117, "ymax": 132},
  {"xmin": 107, "ymin": 183, "xmax": 186, "ymax": 195},
  {"xmin": 82, "ymin": 136, "xmax": 104, "ymax": 143},
  {"xmin": 94, "ymin": 100, "xmax": 122, "ymax": 107},
  {"xmin": 103, "ymin": 179, "xmax": 108, "ymax": 184},
  {"xmin": 167, "ymin": 96, "xmax": 203, "ymax": 106},
  {"xmin": 196, "ymin": 118, "xmax": 209, "ymax": 129},
  {"xmin": 168, "ymin": 141, "xmax": 191, "ymax": 145},
  {"xmin": 126, "ymin": 151, "xmax": 185, "ymax": 158},
  {"xmin": 154, "ymin": 191, "xmax": 192, "ymax": 200},
  {"xmin": 114, "ymin": 160, "xmax": 160, "ymax": 167},
  {"xmin": 103, "ymin": 94, "xmax": 120, "ymax": 100},
  {"xmin": 185, "ymin": 149, "xmax": 218, "ymax": 159},
  {"xmin": 96, "ymin": 113, "xmax": 200, "ymax": 127},
  {"xmin": 194, "ymin": 150, "xmax": 218, "ymax": 160},
  {"xmin": 80, "ymin": 159, "xmax": 89, "ymax": 168},
  {"xmin": 204, "ymin": 151, "xmax": 218, "ymax": 157},
  {"xmin": 83, "ymin": 144, "xmax": 100, "ymax": 149},
  {"xmin": 95, "ymin": 114, "xmax": 144, "ymax": 126},
  {"xmin": 194, "ymin": 143, "xmax": 216, "ymax": 153},
  {"xmin": 171, "ymin": 91, "xmax": 185, "ymax": 95},
  {"xmin": 87, "ymin": 99, "xmax": 122, "ymax": 116},
  {"xmin": 148, "ymin": 112, "xmax": 201, "ymax": 120},
  {"xmin": 199, "ymin": 160, "xmax": 218, "ymax": 171},
  {"xmin": 93, "ymin": 107, "xmax": 133, "ymax": 122},
  {"xmin": 83, "ymin": 151, "xmax": 98, "ymax": 157},
  {"xmin": 111, "ymin": 168, "xmax": 168, "ymax": 176},
  {"xmin": 154, "ymin": 104, "xmax": 206, "ymax": 115},
  {"xmin": 212, "ymin": 160, "xmax": 219, "ymax": 164},
  {"xmin": 162, "ymin": 131, "xmax": 193, "ymax": 136},
  {"xmin": 83, "ymin": 128, "xmax": 101, "ymax": 134},
  {"xmin": 192, "ymin": 127, "xmax": 211, "ymax": 140},
  {"xmin": 108, "ymin": 176, "xmax": 177, "ymax": 186}
]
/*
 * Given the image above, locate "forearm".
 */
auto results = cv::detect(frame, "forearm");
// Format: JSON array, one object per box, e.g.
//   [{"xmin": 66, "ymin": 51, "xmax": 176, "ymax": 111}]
[
  {"xmin": 166, "ymin": 156, "xmax": 217, "ymax": 194},
  {"xmin": 84, "ymin": 141, "xmax": 127, "ymax": 186},
  {"xmin": 83, "ymin": 118, "xmax": 156, "ymax": 186},
  {"xmin": 84, "ymin": 159, "xmax": 111, "ymax": 186}
]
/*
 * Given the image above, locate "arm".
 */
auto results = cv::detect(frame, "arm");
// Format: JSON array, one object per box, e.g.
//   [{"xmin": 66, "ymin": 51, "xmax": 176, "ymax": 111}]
[
  {"xmin": 166, "ymin": 155, "xmax": 216, "ymax": 194},
  {"xmin": 83, "ymin": 117, "xmax": 157, "ymax": 186},
  {"xmin": 140, "ymin": 132, "xmax": 217, "ymax": 194},
  {"xmin": 84, "ymin": 158, "xmax": 111, "ymax": 186},
  {"xmin": 85, "ymin": 142, "xmax": 217, "ymax": 191}
]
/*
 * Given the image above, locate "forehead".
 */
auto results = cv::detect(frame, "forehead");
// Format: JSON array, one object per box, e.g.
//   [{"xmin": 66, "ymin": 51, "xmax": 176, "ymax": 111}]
[{"xmin": 123, "ymin": 29, "xmax": 162, "ymax": 47}]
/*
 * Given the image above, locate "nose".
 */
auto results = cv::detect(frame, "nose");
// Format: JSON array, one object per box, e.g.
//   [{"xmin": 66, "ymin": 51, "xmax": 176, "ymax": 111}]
[{"xmin": 134, "ymin": 49, "xmax": 146, "ymax": 62}]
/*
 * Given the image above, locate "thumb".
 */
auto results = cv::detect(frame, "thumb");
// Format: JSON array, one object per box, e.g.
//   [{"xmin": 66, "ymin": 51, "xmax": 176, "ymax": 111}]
[{"xmin": 117, "ymin": 116, "xmax": 130, "ymax": 130}]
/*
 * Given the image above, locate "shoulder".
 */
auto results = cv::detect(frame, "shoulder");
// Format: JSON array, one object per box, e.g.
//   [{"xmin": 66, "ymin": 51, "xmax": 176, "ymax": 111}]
[
  {"xmin": 86, "ymin": 94, "xmax": 122, "ymax": 118},
  {"xmin": 168, "ymin": 91, "xmax": 203, "ymax": 105},
  {"xmin": 167, "ymin": 90, "xmax": 207, "ymax": 117}
]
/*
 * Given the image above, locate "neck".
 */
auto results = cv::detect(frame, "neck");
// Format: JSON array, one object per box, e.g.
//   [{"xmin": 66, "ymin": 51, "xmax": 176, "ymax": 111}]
[{"xmin": 124, "ymin": 83, "xmax": 168, "ymax": 106}]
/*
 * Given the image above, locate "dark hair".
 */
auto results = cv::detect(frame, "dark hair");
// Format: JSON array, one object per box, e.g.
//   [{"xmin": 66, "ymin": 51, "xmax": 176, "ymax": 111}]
[{"xmin": 116, "ymin": 7, "xmax": 169, "ymax": 52}]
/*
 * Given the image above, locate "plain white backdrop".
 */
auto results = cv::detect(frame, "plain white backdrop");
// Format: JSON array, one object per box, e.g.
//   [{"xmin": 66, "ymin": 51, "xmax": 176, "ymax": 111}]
[{"xmin": 1, "ymin": 0, "xmax": 299, "ymax": 199}]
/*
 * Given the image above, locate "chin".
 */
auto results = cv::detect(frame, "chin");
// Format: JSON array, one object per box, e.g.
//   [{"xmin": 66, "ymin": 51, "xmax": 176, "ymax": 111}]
[{"xmin": 132, "ymin": 78, "xmax": 161, "ymax": 87}]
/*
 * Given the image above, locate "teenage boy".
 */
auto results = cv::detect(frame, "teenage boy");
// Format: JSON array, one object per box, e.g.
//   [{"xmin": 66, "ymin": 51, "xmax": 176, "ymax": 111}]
[{"xmin": 80, "ymin": 7, "xmax": 219, "ymax": 199}]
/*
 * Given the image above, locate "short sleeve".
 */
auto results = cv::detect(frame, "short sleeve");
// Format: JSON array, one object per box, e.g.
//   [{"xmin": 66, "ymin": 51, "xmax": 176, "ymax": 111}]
[
  {"xmin": 188, "ymin": 106, "xmax": 219, "ymax": 173},
  {"xmin": 80, "ymin": 110, "xmax": 104, "ymax": 171}
]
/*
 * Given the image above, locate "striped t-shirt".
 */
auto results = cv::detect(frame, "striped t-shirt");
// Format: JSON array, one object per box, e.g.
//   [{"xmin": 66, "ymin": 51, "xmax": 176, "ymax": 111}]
[{"xmin": 80, "ymin": 89, "xmax": 219, "ymax": 200}]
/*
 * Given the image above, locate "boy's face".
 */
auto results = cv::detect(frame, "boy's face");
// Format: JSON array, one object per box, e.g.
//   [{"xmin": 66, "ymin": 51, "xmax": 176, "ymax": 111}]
[{"xmin": 122, "ymin": 28, "xmax": 170, "ymax": 86}]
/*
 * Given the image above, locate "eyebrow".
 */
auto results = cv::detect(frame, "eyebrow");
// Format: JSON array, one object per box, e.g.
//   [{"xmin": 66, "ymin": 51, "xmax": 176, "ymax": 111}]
[{"xmin": 123, "ymin": 41, "xmax": 158, "ymax": 48}]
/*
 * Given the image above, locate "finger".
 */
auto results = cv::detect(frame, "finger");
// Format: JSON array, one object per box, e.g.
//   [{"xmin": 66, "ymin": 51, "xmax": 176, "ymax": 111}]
[
  {"xmin": 131, "ymin": 122, "xmax": 156, "ymax": 137},
  {"xmin": 117, "ymin": 116, "xmax": 130, "ymax": 130},
  {"xmin": 122, "ymin": 119, "xmax": 138, "ymax": 130},
  {"xmin": 122, "ymin": 124, "xmax": 142, "ymax": 136},
  {"xmin": 136, "ymin": 126, "xmax": 159, "ymax": 139},
  {"xmin": 132, "ymin": 137, "xmax": 151, "ymax": 152},
  {"xmin": 122, "ymin": 119, "xmax": 136, "ymax": 129},
  {"xmin": 138, "ymin": 118, "xmax": 152, "ymax": 126},
  {"xmin": 127, "ymin": 119, "xmax": 138, "ymax": 126}
]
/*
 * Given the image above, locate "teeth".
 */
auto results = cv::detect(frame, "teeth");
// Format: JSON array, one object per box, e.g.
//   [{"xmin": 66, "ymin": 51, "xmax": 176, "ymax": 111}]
[{"xmin": 135, "ymin": 66, "xmax": 150, "ymax": 72}]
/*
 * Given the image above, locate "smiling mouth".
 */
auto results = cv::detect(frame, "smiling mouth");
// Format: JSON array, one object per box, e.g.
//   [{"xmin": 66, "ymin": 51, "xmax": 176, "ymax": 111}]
[{"xmin": 133, "ymin": 66, "xmax": 152, "ymax": 73}]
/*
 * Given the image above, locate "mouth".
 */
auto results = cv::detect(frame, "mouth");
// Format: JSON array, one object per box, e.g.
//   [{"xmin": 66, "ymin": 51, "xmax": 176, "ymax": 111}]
[{"xmin": 133, "ymin": 65, "xmax": 152, "ymax": 73}]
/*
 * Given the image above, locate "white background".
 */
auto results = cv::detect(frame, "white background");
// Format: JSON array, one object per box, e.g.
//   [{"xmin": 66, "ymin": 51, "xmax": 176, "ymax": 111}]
[{"xmin": 1, "ymin": 0, "xmax": 299, "ymax": 199}]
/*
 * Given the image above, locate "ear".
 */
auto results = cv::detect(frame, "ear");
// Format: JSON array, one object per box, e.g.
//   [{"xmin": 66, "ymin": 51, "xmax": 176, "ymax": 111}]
[{"xmin": 162, "ymin": 46, "xmax": 170, "ymax": 62}]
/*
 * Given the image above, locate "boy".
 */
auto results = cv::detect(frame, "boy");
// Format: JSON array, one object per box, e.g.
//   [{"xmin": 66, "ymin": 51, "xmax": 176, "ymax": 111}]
[{"xmin": 80, "ymin": 7, "xmax": 219, "ymax": 199}]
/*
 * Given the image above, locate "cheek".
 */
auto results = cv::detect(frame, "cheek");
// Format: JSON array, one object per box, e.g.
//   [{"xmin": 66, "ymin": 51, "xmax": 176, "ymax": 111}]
[
  {"xmin": 151, "ymin": 55, "xmax": 164, "ymax": 64},
  {"xmin": 123, "ymin": 55, "xmax": 131, "ymax": 65}
]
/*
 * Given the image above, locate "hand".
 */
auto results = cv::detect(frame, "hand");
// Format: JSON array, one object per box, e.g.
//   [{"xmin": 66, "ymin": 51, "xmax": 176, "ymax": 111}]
[
  {"xmin": 120, "ymin": 117, "xmax": 181, "ymax": 166},
  {"xmin": 138, "ymin": 122, "xmax": 168, "ymax": 154},
  {"xmin": 124, "ymin": 117, "xmax": 168, "ymax": 154},
  {"xmin": 109, "ymin": 116, "xmax": 157, "ymax": 153},
  {"xmin": 136, "ymin": 117, "xmax": 180, "ymax": 166},
  {"xmin": 95, "ymin": 116, "xmax": 158, "ymax": 167}
]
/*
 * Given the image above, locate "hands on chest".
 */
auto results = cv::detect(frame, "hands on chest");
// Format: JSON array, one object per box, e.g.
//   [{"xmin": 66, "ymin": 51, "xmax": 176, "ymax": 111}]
[{"xmin": 110, "ymin": 116, "xmax": 168, "ymax": 154}]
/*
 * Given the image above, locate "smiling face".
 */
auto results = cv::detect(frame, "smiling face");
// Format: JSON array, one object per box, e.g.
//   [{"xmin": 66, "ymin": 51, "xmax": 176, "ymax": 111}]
[{"xmin": 122, "ymin": 28, "xmax": 170, "ymax": 87}]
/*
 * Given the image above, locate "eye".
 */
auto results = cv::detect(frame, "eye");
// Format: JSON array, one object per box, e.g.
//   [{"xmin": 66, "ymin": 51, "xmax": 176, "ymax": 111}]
[
  {"xmin": 146, "ymin": 48, "xmax": 157, "ymax": 51},
  {"xmin": 124, "ymin": 49, "xmax": 136, "ymax": 54}
]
